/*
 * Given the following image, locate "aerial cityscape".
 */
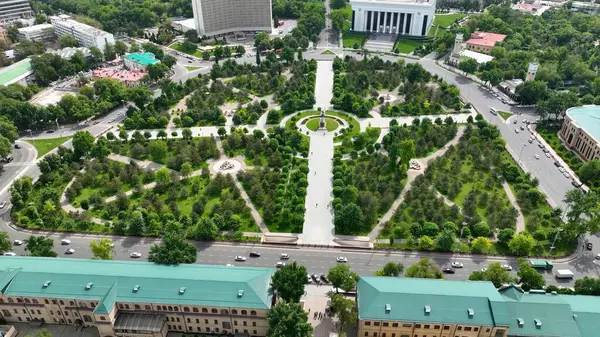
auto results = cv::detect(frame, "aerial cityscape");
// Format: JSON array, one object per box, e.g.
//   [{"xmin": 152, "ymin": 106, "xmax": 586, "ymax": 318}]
[{"xmin": 0, "ymin": 0, "xmax": 598, "ymax": 336}]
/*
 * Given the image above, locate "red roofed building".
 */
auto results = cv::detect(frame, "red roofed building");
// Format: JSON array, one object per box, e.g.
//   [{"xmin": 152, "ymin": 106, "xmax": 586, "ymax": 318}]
[
  {"xmin": 92, "ymin": 68, "xmax": 146, "ymax": 87},
  {"xmin": 466, "ymin": 32, "xmax": 507, "ymax": 54}
]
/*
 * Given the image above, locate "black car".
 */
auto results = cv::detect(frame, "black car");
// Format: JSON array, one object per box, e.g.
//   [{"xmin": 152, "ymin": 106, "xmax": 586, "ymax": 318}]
[
  {"xmin": 249, "ymin": 252, "xmax": 261, "ymax": 257},
  {"xmin": 311, "ymin": 274, "xmax": 319, "ymax": 282},
  {"xmin": 572, "ymin": 181, "xmax": 583, "ymax": 188},
  {"xmin": 554, "ymin": 161, "xmax": 561, "ymax": 167},
  {"xmin": 5, "ymin": 157, "xmax": 13, "ymax": 163},
  {"xmin": 13, "ymin": 144, "xmax": 20, "ymax": 149},
  {"xmin": 319, "ymin": 274, "xmax": 329, "ymax": 283},
  {"xmin": 442, "ymin": 268, "xmax": 456, "ymax": 274},
  {"xmin": 587, "ymin": 243, "xmax": 593, "ymax": 251}
]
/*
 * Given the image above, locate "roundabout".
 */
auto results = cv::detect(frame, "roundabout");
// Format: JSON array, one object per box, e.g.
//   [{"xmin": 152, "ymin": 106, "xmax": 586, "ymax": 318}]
[{"xmin": 305, "ymin": 116, "xmax": 339, "ymax": 131}]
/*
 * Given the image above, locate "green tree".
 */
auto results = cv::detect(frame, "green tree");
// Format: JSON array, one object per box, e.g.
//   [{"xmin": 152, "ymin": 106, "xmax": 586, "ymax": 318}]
[
  {"xmin": 127, "ymin": 210, "xmax": 145, "ymax": 236},
  {"xmin": 280, "ymin": 46, "xmax": 295, "ymax": 64},
  {"xmin": 266, "ymin": 302, "xmax": 311, "ymax": 337},
  {"xmin": 398, "ymin": 139, "xmax": 416, "ymax": 168},
  {"xmin": 180, "ymin": 162, "xmax": 193, "ymax": 178},
  {"xmin": 435, "ymin": 229, "xmax": 456, "ymax": 252},
  {"xmin": 213, "ymin": 46, "xmax": 224, "ymax": 61},
  {"xmin": 517, "ymin": 258, "xmax": 545, "ymax": 291},
  {"xmin": 103, "ymin": 42, "xmax": 117, "ymax": 61},
  {"xmin": 471, "ymin": 237, "xmax": 492, "ymax": 253},
  {"xmin": 0, "ymin": 116, "xmax": 19, "ymax": 143},
  {"xmin": 90, "ymin": 238, "xmax": 113, "ymax": 260},
  {"xmin": 271, "ymin": 261, "xmax": 307, "ymax": 302},
  {"xmin": 58, "ymin": 34, "xmax": 79, "ymax": 48},
  {"xmin": 468, "ymin": 262, "xmax": 513, "ymax": 288},
  {"xmin": 508, "ymin": 233, "xmax": 536, "ymax": 256},
  {"xmin": 328, "ymin": 264, "xmax": 359, "ymax": 292},
  {"xmin": 194, "ymin": 217, "xmax": 218, "ymax": 240},
  {"xmin": 155, "ymin": 167, "xmax": 171, "ymax": 186},
  {"xmin": 578, "ymin": 160, "xmax": 600, "ymax": 186},
  {"xmin": 515, "ymin": 81, "xmax": 548, "ymax": 105},
  {"xmin": 498, "ymin": 228, "xmax": 515, "ymax": 246},
  {"xmin": 458, "ymin": 58, "xmax": 478, "ymax": 74},
  {"xmin": 24, "ymin": 236, "xmax": 57, "ymax": 257},
  {"xmin": 417, "ymin": 235, "xmax": 435, "ymax": 251},
  {"xmin": 114, "ymin": 40, "xmax": 129, "ymax": 56},
  {"xmin": 328, "ymin": 292, "xmax": 358, "ymax": 333},
  {"xmin": 129, "ymin": 41, "xmax": 140, "ymax": 53},
  {"xmin": 0, "ymin": 232, "xmax": 11, "ymax": 252},
  {"xmin": 90, "ymin": 137, "xmax": 110, "ymax": 160},
  {"xmin": 405, "ymin": 258, "xmax": 443, "ymax": 279},
  {"xmin": 72, "ymin": 130, "xmax": 95, "ymax": 157},
  {"xmin": 149, "ymin": 140, "xmax": 168, "ymax": 162},
  {"xmin": 334, "ymin": 203, "xmax": 364, "ymax": 234},
  {"xmin": 574, "ymin": 276, "xmax": 600, "ymax": 296},
  {"xmin": 148, "ymin": 229, "xmax": 197, "ymax": 264},
  {"xmin": 374, "ymin": 262, "xmax": 404, "ymax": 276}
]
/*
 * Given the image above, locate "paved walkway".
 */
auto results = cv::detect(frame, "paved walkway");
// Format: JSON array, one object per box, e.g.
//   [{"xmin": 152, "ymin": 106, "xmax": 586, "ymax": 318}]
[
  {"xmin": 368, "ymin": 126, "xmax": 465, "ymax": 240},
  {"xmin": 314, "ymin": 61, "xmax": 334, "ymax": 109},
  {"xmin": 503, "ymin": 182, "xmax": 526, "ymax": 233}
]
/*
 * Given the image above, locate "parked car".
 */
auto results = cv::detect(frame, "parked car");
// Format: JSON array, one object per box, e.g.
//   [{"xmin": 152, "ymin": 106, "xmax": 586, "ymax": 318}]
[
  {"xmin": 311, "ymin": 274, "xmax": 319, "ymax": 282},
  {"xmin": 276, "ymin": 262, "xmax": 286, "ymax": 268},
  {"xmin": 130, "ymin": 252, "xmax": 142, "ymax": 258},
  {"xmin": 534, "ymin": 154, "xmax": 540, "ymax": 159},
  {"xmin": 545, "ymin": 152, "xmax": 551, "ymax": 158},
  {"xmin": 5, "ymin": 157, "xmax": 13, "ymax": 163},
  {"xmin": 320, "ymin": 274, "xmax": 329, "ymax": 283},
  {"xmin": 502, "ymin": 264, "xmax": 513, "ymax": 271},
  {"xmin": 554, "ymin": 161, "xmax": 561, "ymax": 167},
  {"xmin": 13, "ymin": 240, "xmax": 22, "ymax": 246},
  {"xmin": 307, "ymin": 274, "xmax": 312, "ymax": 283},
  {"xmin": 0, "ymin": 201, "xmax": 6, "ymax": 209},
  {"xmin": 13, "ymin": 144, "xmax": 20, "ymax": 149},
  {"xmin": 587, "ymin": 243, "xmax": 593, "ymax": 251},
  {"xmin": 3, "ymin": 252, "xmax": 16, "ymax": 256}
]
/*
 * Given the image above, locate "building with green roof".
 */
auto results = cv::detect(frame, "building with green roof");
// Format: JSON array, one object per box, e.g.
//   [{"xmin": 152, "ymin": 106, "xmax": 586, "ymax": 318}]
[
  {"xmin": 0, "ymin": 58, "xmax": 33, "ymax": 86},
  {"xmin": 560, "ymin": 105, "xmax": 600, "ymax": 162},
  {"xmin": 124, "ymin": 52, "xmax": 159, "ymax": 70},
  {"xmin": 0, "ymin": 257, "xmax": 274, "ymax": 337}
]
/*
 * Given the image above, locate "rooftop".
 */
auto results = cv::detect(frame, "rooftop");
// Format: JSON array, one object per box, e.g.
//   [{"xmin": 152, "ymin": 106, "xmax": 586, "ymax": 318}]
[
  {"xmin": 566, "ymin": 105, "xmax": 600, "ymax": 143},
  {"xmin": 460, "ymin": 50, "xmax": 494, "ymax": 64},
  {"xmin": 0, "ymin": 257, "xmax": 275, "ymax": 314},
  {"xmin": 0, "ymin": 58, "xmax": 32, "ymax": 86},
  {"xmin": 467, "ymin": 32, "xmax": 507, "ymax": 47},
  {"xmin": 357, "ymin": 277, "xmax": 510, "ymax": 327},
  {"xmin": 124, "ymin": 52, "xmax": 159, "ymax": 66},
  {"xmin": 50, "ymin": 15, "xmax": 112, "ymax": 38},
  {"xmin": 49, "ymin": 47, "xmax": 90, "ymax": 59},
  {"xmin": 17, "ymin": 23, "xmax": 53, "ymax": 33},
  {"xmin": 93, "ymin": 68, "xmax": 146, "ymax": 83}
]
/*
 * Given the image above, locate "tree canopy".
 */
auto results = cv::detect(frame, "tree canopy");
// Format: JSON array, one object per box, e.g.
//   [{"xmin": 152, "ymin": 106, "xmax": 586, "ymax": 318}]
[
  {"xmin": 271, "ymin": 261, "xmax": 307, "ymax": 302},
  {"xmin": 405, "ymin": 258, "xmax": 443, "ymax": 279}
]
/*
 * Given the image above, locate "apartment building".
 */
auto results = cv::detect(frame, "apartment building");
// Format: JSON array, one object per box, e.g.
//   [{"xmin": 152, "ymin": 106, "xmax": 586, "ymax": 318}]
[
  {"xmin": 0, "ymin": 257, "xmax": 274, "ymax": 337},
  {"xmin": 560, "ymin": 105, "xmax": 600, "ymax": 162},
  {"xmin": 0, "ymin": 0, "xmax": 32, "ymax": 24},
  {"xmin": 17, "ymin": 23, "xmax": 55, "ymax": 42},
  {"xmin": 192, "ymin": 0, "xmax": 272, "ymax": 37},
  {"xmin": 49, "ymin": 15, "xmax": 115, "ymax": 51}
]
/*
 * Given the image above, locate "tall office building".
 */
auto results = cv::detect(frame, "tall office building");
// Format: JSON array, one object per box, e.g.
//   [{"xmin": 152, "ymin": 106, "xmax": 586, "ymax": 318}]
[
  {"xmin": 50, "ymin": 15, "xmax": 115, "ymax": 51},
  {"xmin": 192, "ymin": 0, "xmax": 272, "ymax": 37},
  {"xmin": 349, "ymin": 0, "xmax": 436, "ymax": 36},
  {"xmin": 0, "ymin": 0, "xmax": 33, "ymax": 24}
]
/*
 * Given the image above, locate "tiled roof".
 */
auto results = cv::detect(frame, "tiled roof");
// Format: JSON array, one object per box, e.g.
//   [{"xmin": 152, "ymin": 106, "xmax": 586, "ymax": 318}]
[
  {"xmin": 124, "ymin": 52, "xmax": 159, "ymax": 66},
  {"xmin": 357, "ymin": 277, "xmax": 510, "ymax": 327},
  {"xmin": 467, "ymin": 32, "xmax": 507, "ymax": 47},
  {"xmin": 0, "ymin": 257, "xmax": 275, "ymax": 313}
]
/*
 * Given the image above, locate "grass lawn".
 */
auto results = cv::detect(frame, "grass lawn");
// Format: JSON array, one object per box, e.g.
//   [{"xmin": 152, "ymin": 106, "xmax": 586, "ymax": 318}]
[
  {"xmin": 185, "ymin": 66, "xmax": 201, "ymax": 71},
  {"xmin": 498, "ymin": 111, "xmax": 513, "ymax": 121},
  {"xmin": 536, "ymin": 124, "xmax": 584, "ymax": 174},
  {"xmin": 343, "ymin": 31, "xmax": 369, "ymax": 48},
  {"xmin": 433, "ymin": 13, "xmax": 467, "ymax": 28},
  {"xmin": 321, "ymin": 50, "xmax": 335, "ymax": 55},
  {"xmin": 394, "ymin": 38, "xmax": 425, "ymax": 54},
  {"xmin": 169, "ymin": 42, "xmax": 204, "ymax": 58},
  {"xmin": 306, "ymin": 117, "xmax": 339, "ymax": 131},
  {"xmin": 27, "ymin": 136, "xmax": 72, "ymax": 158},
  {"xmin": 329, "ymin": 111, "xmax": 360, "ymax": 143}
]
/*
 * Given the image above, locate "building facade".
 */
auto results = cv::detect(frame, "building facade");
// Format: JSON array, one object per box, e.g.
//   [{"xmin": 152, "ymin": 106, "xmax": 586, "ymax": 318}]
[
  {"xmin": 0, "ymin": 257, "xmax": 274, "ymax": 337},
  {"xmin": 0, "ymin": 26, "xmax": 8, "ymax": 43},
  {"xmin": 560, "ymin": 106, "xmax": 600, "ymax": 162},
  {"xmin": 0, "ymin": 0, "xmax": 32, "ymax": 24},
  {"xmin": 17, "ymin": 23, "xmax": 55, "ymax": 42},
  {"xmin": 348, "ymin": 0, "xmax": 436, "ymax": 36},
  {"xmin": 192, "ymin": 0, "xmax": 272, "ymax": 37},
  {"xmin": 465, "ymin": 32, "xmax": 506, "ymax": 54},
  {"xmin": 50, "ymin": 15, "xmax": 115, "ymax": 51},
  {"xmin": 123, "ymin": 52, "xmax": 159, "ymax": 70}
]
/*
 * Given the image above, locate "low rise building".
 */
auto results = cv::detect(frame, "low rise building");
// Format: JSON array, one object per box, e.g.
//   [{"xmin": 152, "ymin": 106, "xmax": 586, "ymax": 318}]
[
  {"xmin": 560, "ymin": 105, "xmax": 600, "ymax": 162},
  {"xmin": 349, "ymin": 0, "xmax": 436, "ymax": 36},
  {"xmin": 92, "ymin": 68, "xmax": 147, "ymax": 87},
  {"xmin": 124, "ymin": 52, "xmax": 159, "ymax": 70},
  {"xmin": 49, "ymin": 47, "xmax": 91, "ymax": 59},
  {"xmin": 17, "ymin": 23, "xmax": 54, "ymax": 42},
  {"xmin": 0, "ymin": 0, "xmax": 32, "ymax": 24},
  {"xmin": 0, "ymin": 257, "xmax": 275, "ymax": 337},
  {"xmin": 0, "ymin": 57, "xmax": 33, "ymax": 86},
  {"xmin": 466, "ymin": 31, "xmax": 507, "ymax": 54},
  {"xmin": 512, "ymin": 3, "xmax": 550, "ymax": 15},
  {"xmin": 50, "ymin": 15, "xmax": 115, "ymax": 51}
]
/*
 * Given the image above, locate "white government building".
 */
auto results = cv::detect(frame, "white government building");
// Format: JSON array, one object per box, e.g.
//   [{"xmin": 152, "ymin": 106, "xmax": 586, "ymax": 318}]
[
  {"xmin": 0, "ymin": 0, "xmax": 32, "ymax": 23},
  {"xmin": 192, "ymin": 0, "xmax": 272, "ymax": 37},
  {"xmin": 349, "ymin": 0, "xmax": 436, "ymax": 36},
  {"xmin": 50, "ymin": 15, "xmax": 115, "ymax": 51}
]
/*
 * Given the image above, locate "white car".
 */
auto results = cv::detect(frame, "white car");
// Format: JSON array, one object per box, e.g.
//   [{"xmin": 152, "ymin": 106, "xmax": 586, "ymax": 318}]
[
  {"xmin": 515, "ymin": 129, "xmax": 519, "ymax": 134},
  {"xmin": 336, "ymin": 257, "xmax": 348, "ymax": 263},
  {"xmin": 61, "ymin": 239, "xmax": 71, "ymax": 245},
  {"xmin": 307, "ymin": 274, "xmax": 312, "ymax": 283},
  {"xmin": 3, "ymin": 252, "xmax": 16, "ymax": 256},
  {"xmin": 595, "ymin": 254, "xmax": 600, "ymax": 260},
  {"xmin": 130, "ymin": 252, "xmax": 142, "ymax": 258},
  {"xmin": 451, "ymin": 262, "xmax": 463, "ymax": 268},
  {"xmin": 280, "ymin": 253, "xmax": 290, "ymax": 260},
  {"xmin": 502, "ymin": 264, "xmax": 513, "ymax": 271},
  {"xmin": 226, "ymin": 264, "xmax": 234, "ymax": 266},
  {"xmin": 235, "ymin": 256, "xmax": 246, "ymax": 262},
  {"xmin": 64, "ymin": 248, "xmax": 75, "ymax": 254},
  {"xmin": 534, "ymin": 154, "xmax": 540, "ymax": 159},
  {"xmin": 558, "ymin": 167, "xmax": 565, "ymax": 173},
  {"xmin": 276, "ymin": 262, "xmax": 286, "ymax": 268},
  {"xmin": 0, "ymin": 201, "xmax": 6, "ymax": 209},
  {"xmin": 13, "ymin": 240, "xmax": 22, "ymax": 246},
  {"xmin": 545, "ymin": 152, "xmax": 551, "ymax": 158},
  {"xmin": 563, "ymin": 172, "xmax": 571, "ymax": 179},
  {"xmin": 481, "ymin": 268, "xmax": 488, "ymax": 272}
]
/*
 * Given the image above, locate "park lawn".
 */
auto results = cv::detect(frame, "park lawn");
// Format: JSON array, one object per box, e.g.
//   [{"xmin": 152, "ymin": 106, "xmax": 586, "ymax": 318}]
[
  {"xmin": 306, "ymin": 117, "xmax": 339, "ymax": 131},
  {"xmin": 394, "ymin": 39, "xmax": 425, "ymax": 54},
  {"xmin": 27, "ymin": 136, "xmax": 72, "ymax": 158},
  {"xmin": 169, "ymin": 42, "xmax": 204, "ymax": 58},
  {"xmin": 428, "ymin": 25, "xmax": 448, "ymax": 37},
  {"xmin": 498, "ymin": 111, "xmax": 513, "ymax": 120},
  {"xmin": 343, "ymin": 31, "xmax": 369, "ymax": 48},
  {"xmin": 321, "ymin": 50, "xmax": 336, "ymax": 55},
  {"xmin": 433, "ymin": 13, "xmax": 467, "ymax": 28},
  {"xmin": 329, "ymin": 111, "xmax": 360, "ymax": 142},
  {"xmin": 185, "ymin": 66, "xmax": 201, "ymax": 71}
]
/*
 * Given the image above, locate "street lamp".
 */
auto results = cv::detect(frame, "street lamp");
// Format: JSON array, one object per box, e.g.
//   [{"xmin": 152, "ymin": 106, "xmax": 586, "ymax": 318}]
[
  {"xmin": 517, "ymin": 143, "xmax": 527, "ymax": 162},
  {"xmin": 550, "ymin": 228, "xmax": 564, "ymax": 254},
  {"xmin": 454, "ymin": 222, "xmax": 468, "ymax": 263}
]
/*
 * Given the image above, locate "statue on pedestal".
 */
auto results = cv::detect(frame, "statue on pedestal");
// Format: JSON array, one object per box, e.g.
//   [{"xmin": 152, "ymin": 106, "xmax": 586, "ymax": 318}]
[{"xmin": 319, "ymin": 109, "xmax": 326, "ymax": 129}]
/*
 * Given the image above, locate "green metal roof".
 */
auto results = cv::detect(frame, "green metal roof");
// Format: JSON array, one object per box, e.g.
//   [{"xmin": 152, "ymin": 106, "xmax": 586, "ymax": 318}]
[
  {"xmin": 357, "ymin": 277, "xmax": 510, "ymax": 327},
  {"xmin": 561, "ymin": 295, "xmax": 600, "ymax": 337},
  {"xmin": 566, "ymin": 106, "xmax": 600, "ymax": 143},
  {"xmin": 0, "ymin": 58, "xmax": 32, "ymax": 86},
  {"xmin": 0, "ymin": 257, "xmax": 274, "ymax": 313},
  {"xmin": 124, "ymin": 52, "xmax": 159, "ymax": 66},
  {"xmin": 499, "ymin": 285, "xmax": 581, "ymax": 337}
]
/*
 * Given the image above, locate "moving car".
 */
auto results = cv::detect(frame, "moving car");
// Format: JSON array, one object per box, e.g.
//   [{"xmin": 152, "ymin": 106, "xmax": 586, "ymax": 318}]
[
  {"xmin": 5, "ymin": 157, "xmax": 13, "ymax": 163},
  {"xmin": 235, "ymin": 256, "xmax": 246, "ymax": 261},
  {"xmin": 513, "ymin": 119, "xmax": 517, "ymax": 124},
  {"xmin": 534, "ymin": 154, "xmax": 540, "ymax": 159},
  {"xmin": 226, "ymin": 264, "xmax": 234, "ymax": 266},
  {"xmin": 14, "ymin": 144, "xmax": 20, "ymax": 149},
  {"xmin": 0, "ymin": 201, "xmax": 6, "ymax": 209},
  {"xmin": 130, "ymin": 252, "xmax": 142, "ymax": 258},
  {"xmin": 3, "ymin": 252, "xmax": 16, "ymax": 256},
  {"xmin": 65, "ymin": 248, "xmax": 75, "ymax": 254},
  {"xmin": 442, "ymin": 268, "xmax": 455, "ymax": 274},
  {"xmin": 555, "ymin": 269, "xmax": 574, "ymax": 279},
  {"xmin": 276, "ymin": 262, "xmax": 286, "ymax": 268},
  {"xmin": 520, "ymin": 126, "xmax": 525, "ymax": 130},
  {"xmin": 13, "ymin": 240, "xmax": 22, "ymax": 246},
  {"xmin": 249, "ymin": 252, "xmax": 261, "ymax": 257},
  {"xmin": 93, "ymin": 121, "xmax": 100, "ymax": 125},
  {"xmin": 502, "ymin": 264, "xmax": 513, "ymax": 271},
  {"xmin": 451, "ymin": 262, "xmax": 463, "ymax": 268},
  {"xmin": 336, "ymin": 256, "xmax": 348, "ymax": 263},
  {"xmin": 61, "ymin": 239, "xmax": 71, "ymax": 245},
  {"xmin": 587, "ymin": 243, "xmax": 593, "ymax": 250},
  {"xmin": 596, "ymin": 254, "xmax": 600, "ymax": 260},
  {"xmin": 481, "ymin": 268, "xmax": 488, "ymax": 272},
  {"xmin": 280, "ymin": 253, "xmax": 290, "ymax": 259},
  {"xmin": 515, "ymin": 129, "xmax": 519, "ymax": 134}
]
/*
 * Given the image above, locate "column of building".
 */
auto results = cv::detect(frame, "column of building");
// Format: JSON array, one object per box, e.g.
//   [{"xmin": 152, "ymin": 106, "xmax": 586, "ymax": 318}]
[{"xmin": 359, "ymin": 10, "xmax": 412, "ymax": 34}]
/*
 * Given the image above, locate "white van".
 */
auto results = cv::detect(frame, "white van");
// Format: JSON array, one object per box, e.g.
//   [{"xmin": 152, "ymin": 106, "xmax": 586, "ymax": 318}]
[{"xmin": 490, "ymin": 108, "xmax": 498, "ymax": 115}]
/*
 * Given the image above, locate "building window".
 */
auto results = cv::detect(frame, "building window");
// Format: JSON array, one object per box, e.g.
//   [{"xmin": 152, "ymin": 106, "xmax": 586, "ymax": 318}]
[
  {"xmin": 212, "ymin": 309, "xmax": 218, "ymax": 314},
  {"xmin": 373, "ymin": 333, "xmax": 377, "ymax": 337},
  {"xmin": 474, "ymin": 328, "xmax": 479, "ymax": 332},
  {"xmin": 444, "ymin": 326, "xmax": 450, "ymax": 330},
  {"xmin": 193, "ymin": 307, "xmax": 198, "ymax": 313},
  {"xmin": 252, "ymin": 322, "xmax": 256, "ymax": 327},
  {"xmin": 382, "ymin": 333, "xmax": 386, "ymax": 337},
  {"xmin": 253, "ymin": 330, "xmax": 257, "ymax": 335},
  {"xmin": 392, "ymin": 323, "xmax": 398, "ymax": 327},
  {"xmin": 434, "ymin": 326, "xmax": 440, "ymax": 329},
  {"xmin": 44, "ymin": 299, "xmax": 49, "ymax": 304},
  {"xmin": 202, "ymin": 308, "xmax": 208, "ymax": 313},
  {"xmin": 214, "ymin": 320, "xmax": 218, "ymax": 324},
  {"xmin": 176, "ymin": 317, "xmax": 180, "ymax": 322},
  {"xmin": 196, "ymin": 319, "xmax": 199, "ymax": 323},
  {"xmin": 168, "ymin": 306, "xmax": 173, "ymax": 311},
  {"xmin": 232, "ymin": 309, "xmax": 238, "ymax": 315},
  {"xmin": 241, "ymin": 310, "xmax": 247, "ymax": 315},
  {"xmin": 365, "ymin": 322, "xmax": 371, "ymax": 326},
  {"xmin": 100, "ymin": 316, "xmax": 106, "ymax": 321},
  {"xmin": 365, "ymin": 333, "xmax": 368, "ymax": 337},
  {"xmin": 457, "ymin": 326, "xmax": 462, "ymax": 331},
  {"xmin": 374, "ymin": 322, "xmax": 380, "ymax": 327},
  {"xmin": 424, "ymin": 325, "xmax": 430, "ymax": 329},
  {"xmin": 84, "ymin": 315, "xmax": 92, "ymax": 322},
  {"xmin": 16, "ymin": 298, "xmax": 22, "ymax": 303},
  {"xmin": 135, "ymin": 305, "xmax": 140, "ymax": 310},
  {"xmin": 205, "ymin": 319, "xmax": 209, "ymax": 324},
  {"xmin": 24, "ymin": 299, "xmax": 30, "ymax": 303},
  {"xmin": 383, "ymin": 322, "xmax": 389, "ymax": 327},
  {"xmin": 69, "ymin": 301, "xmax": 74, "ymax": 306},
  {"xmin": 184, "ymin": 307, "xmax": 190, "ymax": 312},
  {"xmin": 60, "ymin": 300, "xmax": 64, "ymax": 305},
  {"xmin": 7, "ymin": 298, "xmax": 12, "ymax": 303},
  {"xmin": 50, "ymin": 311, "xmax": 54, "ymax": 315},
  {"xmin": 234, "ymin": 321, "xmax": 238, "ymax": 326},
  {"xmin": 145, "ymin": 305, "xmax": 151, "ymax": 310},
  {"xmin": 64, "ymin": 311, "xmax": 69, "ymax": 316},
  {"xmin": 250, "ymin": 310, "xmax": 257, "ymax": 316},
  {"xmin": 221, "ymin": 309, "xmax": 228, "ymax": 315},
  {"xmin": 465, "ymin": 327, "xmax": 472, "ymax": 331},
  {"xmin": 187, "ymin": 318, "xmax": 191, "ymax": 323},
  {"xmin": 243, "ymin": 321, "xmax": 247, "ymax": 326},
  {"xmin": 415, "ymin": 324, "xmax": 421, "ymax": 329},
  {"xmin": 174, "ymin": 307, "xmax": 179, "ymax": 312}
]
